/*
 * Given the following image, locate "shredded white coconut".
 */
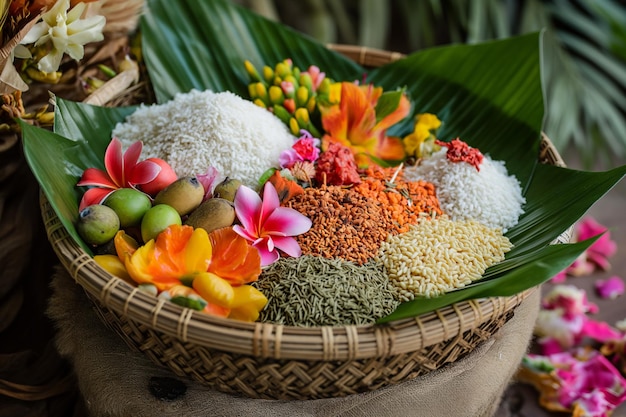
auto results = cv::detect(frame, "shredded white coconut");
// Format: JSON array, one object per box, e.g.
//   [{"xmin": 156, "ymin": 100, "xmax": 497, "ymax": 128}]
[
  {"xmin": 112, "ymin": 89, "xmax": 296, "ymax": 188},
  {"xmin": 403, "ymin": 149, "xmax": 525, "ymax": 232}
]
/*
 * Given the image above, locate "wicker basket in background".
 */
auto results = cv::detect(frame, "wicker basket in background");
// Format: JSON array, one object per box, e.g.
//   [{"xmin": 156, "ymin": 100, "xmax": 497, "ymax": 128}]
[{"xmin": 39, "ymin": 44, "xmax": 569, "ymax": 401}]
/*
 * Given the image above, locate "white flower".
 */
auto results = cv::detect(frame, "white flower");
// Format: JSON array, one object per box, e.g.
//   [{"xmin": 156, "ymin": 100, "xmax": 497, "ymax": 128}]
[{"xmin": 20, "ymin": 0, "xmax": 106, "ymax": 73}]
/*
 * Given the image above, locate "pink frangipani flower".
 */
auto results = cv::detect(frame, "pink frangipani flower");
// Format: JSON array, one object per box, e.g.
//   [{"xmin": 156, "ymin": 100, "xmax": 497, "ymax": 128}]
[
  {"xmin": 233, "ymin": 181, "xmax": 312, "ymax": 266},
  {"xmin": 76, "ymin": 138, "xmax": 161, "ymax": 210}
]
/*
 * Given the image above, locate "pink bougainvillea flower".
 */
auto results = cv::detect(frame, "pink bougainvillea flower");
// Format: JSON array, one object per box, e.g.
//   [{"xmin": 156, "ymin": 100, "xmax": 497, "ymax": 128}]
[
  {"xmin": 319, "ymin": 81, "xmax": 410, "ymax": 168},
  {"xmin": 233, "ymin": 181, "xmax": 312, "ymax": 266},
  {"xmin": 596, "ymin": 276, "xmax": 625, "ymax": 300},
  {"xmin": 76, "ymin": 138, "xmax": 162, "ymax": 210}
]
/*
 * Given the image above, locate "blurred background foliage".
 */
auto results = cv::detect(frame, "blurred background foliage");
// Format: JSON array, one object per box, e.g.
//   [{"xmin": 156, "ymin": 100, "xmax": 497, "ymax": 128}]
[{"xmin": 233, "ymin": 0, "xmax": 626, "ymax": 169}]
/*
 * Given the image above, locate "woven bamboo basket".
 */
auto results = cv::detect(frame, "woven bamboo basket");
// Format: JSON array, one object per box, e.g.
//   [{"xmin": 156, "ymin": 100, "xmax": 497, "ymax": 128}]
[{"xmin": 40, "ymin": 44, "xmax": 570, "ymax": 401}]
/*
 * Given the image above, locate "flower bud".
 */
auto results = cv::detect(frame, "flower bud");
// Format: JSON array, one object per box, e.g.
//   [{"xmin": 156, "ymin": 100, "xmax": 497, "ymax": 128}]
[
  {"xmin": 268, "ymin": 85, "xmax": 285, "ymax": 105},
  {"xmin": 296, "ymin": 86, "xmax": 309, "ymax": 107},
  {"xmin": 244, "ymin": 60, "xmax": 261, "ymax": 82},
  {"xmin": 262, "ymin": 65, "xmax": 274, "ymax": 83}
]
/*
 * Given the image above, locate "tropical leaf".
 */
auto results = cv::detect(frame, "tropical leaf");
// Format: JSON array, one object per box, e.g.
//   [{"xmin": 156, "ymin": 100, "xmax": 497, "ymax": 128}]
[
  {"xmin": 141, "ymin": 0, "xmax": 363, "ymax": 103},
  {"xmin": 20, "ymin": 0, "xmax": 626, "ymax": 322}
]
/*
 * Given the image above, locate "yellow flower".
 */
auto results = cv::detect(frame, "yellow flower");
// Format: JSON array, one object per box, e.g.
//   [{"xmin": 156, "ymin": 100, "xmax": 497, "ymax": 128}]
[{"xmin": 403, "ymin": 113, "xmax": 442, "ymax": 160}]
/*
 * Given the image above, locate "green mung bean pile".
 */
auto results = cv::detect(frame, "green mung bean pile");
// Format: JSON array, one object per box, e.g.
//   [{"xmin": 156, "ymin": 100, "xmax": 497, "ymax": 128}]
[{"xmin": 253, "ymin": 255, "xmax": 401, "ymax": 327}]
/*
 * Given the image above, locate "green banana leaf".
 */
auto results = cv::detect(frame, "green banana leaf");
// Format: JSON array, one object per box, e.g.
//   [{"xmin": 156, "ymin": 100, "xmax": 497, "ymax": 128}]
[{"xmin": 21, "ymin": 0, "xmax": 626, "ymax": 322}]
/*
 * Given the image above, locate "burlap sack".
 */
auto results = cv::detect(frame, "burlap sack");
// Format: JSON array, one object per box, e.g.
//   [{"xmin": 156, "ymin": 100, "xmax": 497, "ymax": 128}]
[{"xmin": 48, "ymin": 266, "xmax": 540, "ymax": 417}]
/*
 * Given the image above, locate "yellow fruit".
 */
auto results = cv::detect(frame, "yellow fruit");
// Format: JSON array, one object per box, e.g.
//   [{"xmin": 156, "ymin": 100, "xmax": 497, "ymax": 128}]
[
  {"xmin": 94, "ymin": 254, "xmax": 133, "ymax": 284},
  {"xmin": 192, "ymin": 272, "xmax": 234, "ymax": 308}
]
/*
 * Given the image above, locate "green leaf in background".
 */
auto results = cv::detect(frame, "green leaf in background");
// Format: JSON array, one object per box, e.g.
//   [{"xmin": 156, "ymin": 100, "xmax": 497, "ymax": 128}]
[
  {"xmin": 20, "ymin": 0, "xmax": 626, "ymax": 321},
  {"xmin": 141, "ymin": 0, "xmax": 364, "ymax": 103}
]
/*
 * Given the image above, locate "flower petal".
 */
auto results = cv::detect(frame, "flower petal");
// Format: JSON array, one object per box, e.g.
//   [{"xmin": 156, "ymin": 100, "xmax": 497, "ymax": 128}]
[
  {"xmin": 78, "ymin": 187, "xmax": 113, "ymax": 211},
  {"xmin": 76, "ymin": 167, "xmax": 116, "ymax": 188},
  {"xmin": 184, "ymin": 227, "xmax": 212, "ymax": 273},
  {"xmin": 264, "ymin": 206, "xmax": 312, "ymax": 236},
  {"xmin": 104, "ymin": 138, "xmax": 124, "ymax": 187},
  {"xmin": 271, "ymin": 235, "xmax": 302, "ymax": 258},
  {"xmin": 260, "ymin": 181, "xmax": 280, "ymax": 225},
  {"xmin": 595, "ymin": 276, "xmax": 625, "ymax": 300},
  {"xmin": 234, "ymin": 185, "xmax": 262, "ymax": 233},
  {"xmin": 375, "ymin": 93, "xmax": 411, "ymax": 131},
  {"xmin": 122, "ymin": 140, "xmax": 143, "ymax": 183},
  {"xmin": 581, "ymin": 319, "xmax": 623, "ymax": 343},
  {"xmin": 128, "ymin": 160, "xmax": 161, "ymax": 186},
  {"xmin": 376, "ymin": 135, "xmax": 405, "ymax": 161},
  {"xmin": 208, "ymin": 227, "xmax": 261, "ymax": 285},
  {"xmin": 252, "ymin": 240, "xmax": 279, "ymax": 266},
  {"xmin": 232, "ymin": 224, "xmax": 258, "ymax": 243}
]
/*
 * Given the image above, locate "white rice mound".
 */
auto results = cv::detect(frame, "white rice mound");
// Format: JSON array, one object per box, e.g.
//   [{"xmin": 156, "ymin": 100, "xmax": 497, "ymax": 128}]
[
  {"xmin": 112, "ymin": 89, "xmax": 297, "ymax": 188},
  {"xmin": 403, "ymin": 148, "xmax": 525, "ymax": 232}
]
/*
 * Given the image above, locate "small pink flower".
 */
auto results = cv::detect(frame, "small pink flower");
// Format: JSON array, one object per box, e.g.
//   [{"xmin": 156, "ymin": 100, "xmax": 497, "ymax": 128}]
[
  {"xmin": 76, "ymin": 138, "xmax": 162, "ymax": 210},
  {"xmin": 280, "ymin": 80, "xmax": 295, "ymax": 97},
  {"xmin": 292, "ymin": 132, "xmax": 320, "ymax": 162},
  {"xmin": 279, "ymin": 148, "xmax": 301, "ymax": 169},
  {"xmin": 542, "ymin": 285, "xmax": 598, "ymax": 318},
  {"xmin": 196, "ymin": 166, "xmax": 221, "ymax": 201},
  {"xmin": 566, "ymin": 256, "xmax": 596, "ymax": 277},
  {"xmin": 279, "ymin": 130, "xmax": 321, "ymax": 169},
  {"xmin": 577, "ymin": 217, "xmax": 617, "ymax": 271},
  {"xmin": 303, "ymin": 65, "xmax": 326, "ymax": 90},
  {"xmin": 233, "ymin": 181, "xmax": 312, "ymax": 266},
  {"xmin": 596, "ymin": 276, "xmax": 625, "ymax": 300}
]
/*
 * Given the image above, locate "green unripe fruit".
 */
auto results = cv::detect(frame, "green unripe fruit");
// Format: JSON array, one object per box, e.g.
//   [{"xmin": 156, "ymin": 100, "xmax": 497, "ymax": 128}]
[
  {"xmin": 141, "ymin": 204, "xmax": 182, "ymax": 243},
  {"xmin": 103, "ymin": 188, "xmax": 152, "ymax": 228},
  {"xmin": 76, "ymin": 204, "xmax": 120, "ymax": 246}
]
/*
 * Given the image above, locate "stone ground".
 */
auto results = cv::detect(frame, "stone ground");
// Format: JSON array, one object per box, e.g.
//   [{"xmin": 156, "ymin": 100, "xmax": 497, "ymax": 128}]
[{"xmin": 495, "ymin": 148, "xmax": 626, "ymax": 417}]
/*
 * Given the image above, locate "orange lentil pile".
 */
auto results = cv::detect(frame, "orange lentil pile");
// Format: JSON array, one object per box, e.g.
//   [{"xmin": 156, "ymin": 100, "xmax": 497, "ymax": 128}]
[
  {"xmin": 352, "ymin": 166, "xmax": 442, "ymax": 234},
  {"xmin": 287, "ymin": 185, "xmax": 395, "ymax": 265}
]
